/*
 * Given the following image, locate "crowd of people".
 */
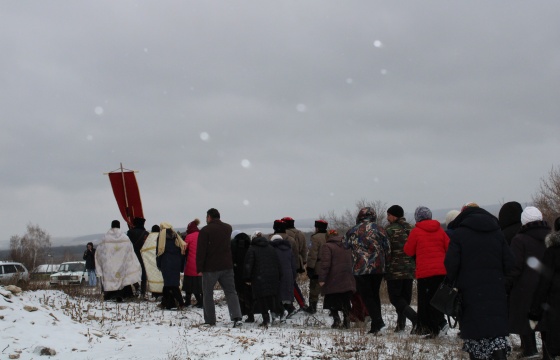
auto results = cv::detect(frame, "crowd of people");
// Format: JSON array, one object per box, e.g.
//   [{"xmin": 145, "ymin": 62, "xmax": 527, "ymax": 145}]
[{"xmin": 85, "ymin": 204, "xmax": 560, "ymax": 360}]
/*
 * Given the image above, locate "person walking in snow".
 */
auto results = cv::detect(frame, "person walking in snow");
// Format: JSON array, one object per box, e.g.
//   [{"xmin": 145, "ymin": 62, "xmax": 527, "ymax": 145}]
[
  {"xmin": 268, "ymin": 219, "xmax": 306, "ymax": 314},
  {"xmin": 384, "ymin": 205, "xmax": 417, "ymax": 333},
  {"xmin": 196, "ymin": 208, "xmax": 243, "ymax": 327},
  {"xmin": 498, "ymin": 201, "xmax": 523, "ymax": 246},
  {"xmin": 156, "ymin": 222, "xmax": 187, "ymax": 310},
  {"xmin": 96, "ymin": 220, "xmax": 141, "ymax": 302},
  {"xmin": 244, "ymin": 233, "xmax": 282, "ymax": 327},
  {"xmin": 318, "ymin": 229, "xmax": 356, "ymax": 329},
  {"xmin": 344, "ymin": 207, "xmax": 390, "ymax": 335},
  {"xmin": 270, "ymin": 233, "xmax": 297, "ymax": 320},
  {"xmin": 141, "ymin": 225, "xmax": 164, "ymax": 299},
  {"xmin": 404, "ymin": 206, "xmax": 449, "ymax": 338},
  {"xmin": 529, "ymin": 219, "xmax": 560, "ymax": 360},
  {"xmin": 182, "ymin": 219, "xmax": 203, "ymax": 307},
  {"xmin": 231, "ymin": 231, "xmax": 255, "ymax": 322},
  {"xmin": 306, "ymin": 219, "xmax": 329, "ymax": 314},
  {"xmin": 506, "ymin": 206, "xmax": 550, "ymax": 359},
  {"xmin": 127, "ymin": 217, "xmax": 149, "ymax": 298},
  {"xmin": 445, "ymin": 205, "xmax": 513, "ymax": 360}
]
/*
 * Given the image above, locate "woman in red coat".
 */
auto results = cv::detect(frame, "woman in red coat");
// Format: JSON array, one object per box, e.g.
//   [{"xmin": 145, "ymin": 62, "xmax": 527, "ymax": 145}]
[
  {"xmin": 182, "ymin": 219, "xmax": 203, "ymax": 307},
  {"xmin": 404, "ymin": 206, "xmax": 450, "ymax": 338}
]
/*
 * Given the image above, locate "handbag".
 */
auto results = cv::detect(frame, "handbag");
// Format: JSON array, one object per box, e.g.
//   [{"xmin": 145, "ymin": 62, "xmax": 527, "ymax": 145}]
[{"xmin": 430, "ymin": 279, "xmax": 461, "ymax": 328}]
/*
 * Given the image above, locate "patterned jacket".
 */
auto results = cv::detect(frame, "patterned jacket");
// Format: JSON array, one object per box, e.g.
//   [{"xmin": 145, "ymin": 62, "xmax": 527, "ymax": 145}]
[
  {"xmin": 385, "ymin": 218, "xmax": 415, "ymax": 280},
  {"xmin": 344, "ymin": 219, "xmax": 391, "ymax": 275}
]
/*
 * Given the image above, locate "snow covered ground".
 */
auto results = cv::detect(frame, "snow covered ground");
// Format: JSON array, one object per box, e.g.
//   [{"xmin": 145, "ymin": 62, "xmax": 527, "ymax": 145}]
[{"xmin": 1, "ymin": 284, "xmax": 512, "ymax": 360}]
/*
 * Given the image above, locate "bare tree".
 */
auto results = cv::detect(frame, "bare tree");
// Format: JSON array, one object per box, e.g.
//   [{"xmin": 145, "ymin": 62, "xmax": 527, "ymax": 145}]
[
  {"xmin": 319, "ymin": 198, "xmax": 388, "ymax": 234},
  {"xmin": 9, "ymin": 223, "xmax": 52, "ymax": 271},
  {"xmin": 533, "ymin": 165, "xmax": 560, "ymax": 225}
]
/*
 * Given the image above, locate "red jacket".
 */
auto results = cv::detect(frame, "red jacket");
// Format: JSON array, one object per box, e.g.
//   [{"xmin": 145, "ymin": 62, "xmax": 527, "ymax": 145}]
[
  {"xmin": 404, "ymin": 220, "xmax": 449, "ymax": 279},
  {"xmin": 183, "ymin": 231, "xmax": 200, "ymax": 277}
]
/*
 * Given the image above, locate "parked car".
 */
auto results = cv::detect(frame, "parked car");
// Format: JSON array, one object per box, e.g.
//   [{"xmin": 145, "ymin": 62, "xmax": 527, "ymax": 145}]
[
  {"xmin": 0, "ymin": 261, "xmax": 30, "ymax": 284},
  {"xmin": 31, "ymin": 263, "xmax": 61, "ymax": 280},
  {"xmin": 49, "ymin": 261, "xmax": 88, "ymax": 286}
]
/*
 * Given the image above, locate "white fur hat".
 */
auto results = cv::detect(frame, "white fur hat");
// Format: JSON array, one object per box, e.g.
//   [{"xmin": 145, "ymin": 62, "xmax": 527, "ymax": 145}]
[{"xmin": 521, "ymin": 206, "xmax": 543, "ymax": 226}]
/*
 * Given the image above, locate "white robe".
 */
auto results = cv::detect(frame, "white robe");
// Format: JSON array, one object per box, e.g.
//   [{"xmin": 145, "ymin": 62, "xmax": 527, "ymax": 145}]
[
  {"xmin": 141, "ymin": 232, "xmax": 164, "ymax": 293},
  {"xmin": 95, "ymin": 228, "xmax": 141, "ymax": 292}
]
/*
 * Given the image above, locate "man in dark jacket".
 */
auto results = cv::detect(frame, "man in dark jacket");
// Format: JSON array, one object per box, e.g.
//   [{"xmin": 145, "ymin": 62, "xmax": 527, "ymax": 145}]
[
  {"xmin": 446, "ymin": 206, "xmax": 514, "ymax": 360},
  {"xmin": 83, "ymin": 242, "xmax": 96, "ymax": 287},
  {"xmin": 127, "ymin": 217, "xmax": 149, "ymax": 297},
  {"xmin": 196, "ymin": 208, "xmax": 243, "ymax": 327}
]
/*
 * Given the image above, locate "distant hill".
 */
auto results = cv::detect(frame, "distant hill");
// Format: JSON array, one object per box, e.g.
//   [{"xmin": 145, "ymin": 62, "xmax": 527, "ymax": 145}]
[{"xmin": 0, "ymin": 206, "xmax": 509, "ymax": 252}]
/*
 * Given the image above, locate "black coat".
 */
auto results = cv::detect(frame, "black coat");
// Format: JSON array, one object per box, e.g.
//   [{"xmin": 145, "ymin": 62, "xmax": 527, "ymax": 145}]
[
  {"xmin": 231, "ymin": 232, "xmax": 251, "ymax": 289},
  {"xmin": 445, "ymin": 207, "xmax": 514, "ymax": 340},
  {"xmin": 529, "ymin": 231, "xmax": 560, "ymax": 354},
  {"xmin": 231, "ymin": 232, "xmax": 253, "ymax": 310},
  {"xmin": 244, "ymin": 237, "xmax": 281, "ymax": 299},
  {"xmin": 506, "ymin": 220, "xmax": 550, "ymax": 335},
  {"xmin": 271, "ymin": 237, "xmax": 296, "ymax": 302},
  {"xmin": 157, "ymin": 231, "xmax": 185, "ymax": 287},
  {"xmin": 83, "ymin": 248, "xmax": 96, "ymax": 270}
]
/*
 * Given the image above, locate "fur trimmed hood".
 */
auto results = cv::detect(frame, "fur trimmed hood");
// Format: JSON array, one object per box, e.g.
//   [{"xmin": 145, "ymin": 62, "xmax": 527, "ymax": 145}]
[{"xmin": 546, "ymin": 231, "xmax": 560, "ymax": 248}]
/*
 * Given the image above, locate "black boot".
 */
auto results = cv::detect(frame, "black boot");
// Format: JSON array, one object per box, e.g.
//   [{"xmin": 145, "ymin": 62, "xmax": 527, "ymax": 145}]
[
  {"xmin": 490, "ymin": 349, "xmax": 507, "ymax": 360},
  {"xmin": 394, "ymin": 311, "xmax": 406, "ymax": 332},
  {"xmin": 519, "ymin": 333, "xmax": 538, "ymax": 358},
  {"xmin": 331, "ymin": 311, "xmax": 342, "ymax": 329},
  {"xmin": 259, "ymin": 313, "xmax": 270, "ymax": 327},
  {"xmin": 342, "ymin": 313, "xmax": 350, "ymax": 329},
  {"xmin": 403, "ymin": 306, "xmax": 418, "ymax": 333},
  {"xmin": 245, "ymin": 313, "xmax": 255, "ymax": 323},
  {"xmin": 305, "ymin": 301, "xmax": 317, "ymax": 314}
]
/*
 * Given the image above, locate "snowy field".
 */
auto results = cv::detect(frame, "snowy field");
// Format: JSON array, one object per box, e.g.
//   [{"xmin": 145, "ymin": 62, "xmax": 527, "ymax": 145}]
[{"xmin": 1, "ymin": 283, "xmax": 520, "ymax": 360}]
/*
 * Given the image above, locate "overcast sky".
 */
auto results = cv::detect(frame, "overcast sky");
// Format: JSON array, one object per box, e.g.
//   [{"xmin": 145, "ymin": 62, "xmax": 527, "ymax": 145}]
[{"xmin": 1, "ymin": 1, "xmax": 559, "ymax": 247}]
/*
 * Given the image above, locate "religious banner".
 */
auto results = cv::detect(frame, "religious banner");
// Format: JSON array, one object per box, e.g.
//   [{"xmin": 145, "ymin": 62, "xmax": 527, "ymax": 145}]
[{"xmin": 105, "ymin": 164, "xmax": 144, "ymax": 227}]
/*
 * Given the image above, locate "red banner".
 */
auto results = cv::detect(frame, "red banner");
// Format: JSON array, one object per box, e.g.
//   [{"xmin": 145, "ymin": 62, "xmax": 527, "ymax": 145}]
[{"xmin": 108, "ymin": 171, "xmax": 144, "ymax": 227}]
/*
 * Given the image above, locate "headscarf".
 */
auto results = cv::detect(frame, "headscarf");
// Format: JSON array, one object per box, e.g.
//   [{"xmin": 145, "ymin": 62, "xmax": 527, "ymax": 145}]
[{"xmin": 157, "ymin": 222, "xmax": 186, "ymax": 256}]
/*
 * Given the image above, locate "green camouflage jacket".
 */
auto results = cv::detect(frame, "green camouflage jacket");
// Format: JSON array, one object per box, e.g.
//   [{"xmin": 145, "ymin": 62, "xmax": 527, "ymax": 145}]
[{"xmin": 384, "ymin": 218, "xmax": 415, "ymax": 280}]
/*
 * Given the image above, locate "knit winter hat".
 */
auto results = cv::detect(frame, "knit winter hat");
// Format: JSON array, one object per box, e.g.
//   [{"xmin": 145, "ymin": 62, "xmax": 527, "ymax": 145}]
[
  {"xmin": 111, "ymin": 220, "xmax": 120, "ymax": 229},
  {"xmin": 414, "ymin": 206, "xmax": 432, "ymax": 222},
  {"xmin": 231, "ymin": 230, "xmax": 242, "ymax": 240},
  {"xmin": 151, "ymin": 225, "xmax": 160, "ymax": 232},
  {"xmin": 314, "ymin": 220, "xmax": 328, "ymax": 230},
  {"xmin": 356, "ymin": 207, "xmax": 377, "ymax": 224},
  {"xmin": 521, "ymin": 206, "xmax": 543, "ymax": 226},
  {"xmin": 387, "ymin": 205, "xmax": 404, "ymax": 218},
  {"xmin": 186, "ymin": 219, "xmax": 200, "ymax": 234},
  {"xmin": 445, "ymin": 210, "xmax": 460, "ymax": 226},
  {"xmin": 251, "ymin": 231, "xmax": 263, "ymax": 240},
  {"xmin": 271, "ymin": 234, "xmax": 283, "ymax": 241}
]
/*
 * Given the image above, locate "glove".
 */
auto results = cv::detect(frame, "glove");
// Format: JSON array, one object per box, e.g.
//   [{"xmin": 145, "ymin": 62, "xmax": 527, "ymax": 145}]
[
  {"xmin": 529, "ymin": 320, "xmax": 538, "ymax": 330},
  {"xmin": 306, "ymin": 267, "xmax": 315, "ymax": 279}
]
